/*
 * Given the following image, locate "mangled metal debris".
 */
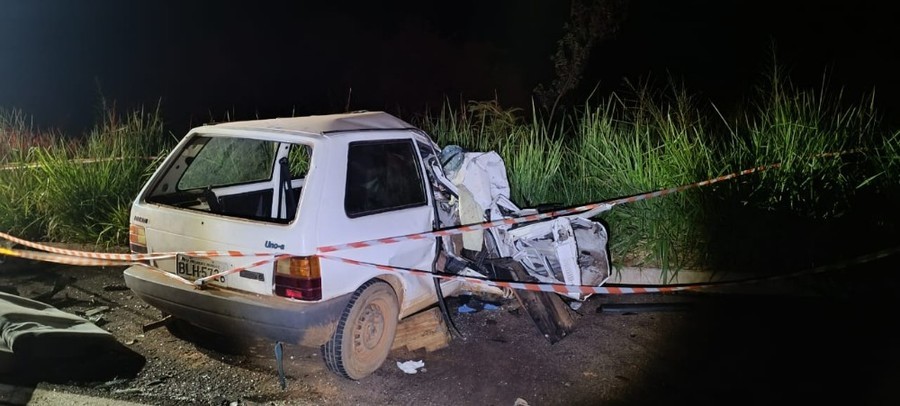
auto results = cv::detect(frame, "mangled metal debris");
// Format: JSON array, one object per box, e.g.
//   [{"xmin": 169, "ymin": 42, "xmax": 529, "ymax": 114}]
[{"xmin": 436, "ymin": 146, "xmax": 611, "ymax": 341}]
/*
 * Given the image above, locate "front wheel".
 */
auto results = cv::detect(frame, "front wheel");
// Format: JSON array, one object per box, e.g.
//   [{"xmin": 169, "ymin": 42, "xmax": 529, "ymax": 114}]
[{"xmin": 321, "ymin": 280, "xmax": 399, "ymax": 380}]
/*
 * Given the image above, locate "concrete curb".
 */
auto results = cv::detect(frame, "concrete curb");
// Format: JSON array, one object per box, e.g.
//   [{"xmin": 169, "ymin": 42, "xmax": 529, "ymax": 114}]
[{"xmin": 609, "ymin": 266, "xmax": 743, "ymax": 285}]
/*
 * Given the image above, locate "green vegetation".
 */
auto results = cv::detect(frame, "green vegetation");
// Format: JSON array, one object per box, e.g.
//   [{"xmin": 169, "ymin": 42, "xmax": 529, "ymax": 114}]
[
  {"xmin": 2, "ymin": 72, "xmax": 898, "ymax": 274},
  {"xmin": 421, "ymin": 76, "xmax": 899, "ymax": 273},
  {"xmin": 0, "ymin": 105, "xmax": 171, "ymax": 248}
]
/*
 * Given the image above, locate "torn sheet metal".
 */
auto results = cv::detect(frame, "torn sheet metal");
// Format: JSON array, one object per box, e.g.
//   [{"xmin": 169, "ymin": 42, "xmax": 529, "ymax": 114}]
[
  {"xmin": 440, "ymin": 146, "xmax": 611, "ymax": 300},
  {"xmin": 443, "ymin": 150, "xmax": 512, "ymax": 252},
  {"xmin": 495, "ymin": 216, "xmax": 610, "ymax": 300}
]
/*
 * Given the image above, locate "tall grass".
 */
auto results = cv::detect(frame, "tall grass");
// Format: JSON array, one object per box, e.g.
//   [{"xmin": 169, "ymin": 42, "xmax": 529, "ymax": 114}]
[
  {"xmin": 3, "ymin": 71, "xmax": 898, "ymax": 273},
  {"xmin": 420, "ymin": 100, "xmax": 568, "ymax": 208},
  {"xmin": 420, "ymin": 99, "xmax": 518, "ymax": 152},
  {"xmin": 0, "ymin": 106, "xmax": 170, "ymax": 248},
  {"xmin": 737, "ymin": 71, "xmax": 881, "ymax": 219},
  {"xmin": 499, "ymin": 112, "xmax": 567, "ymax": 207},
  {"xmin": 572, "ymin": 86, "xmax": 717, "ymax": 271},
  {"xmin": 0, "ymin": 109, "xmax": 67, "ymax": 239},
  {"xmin": 422, "ymin": 75, "xmax": 898, "ymax": 273}
]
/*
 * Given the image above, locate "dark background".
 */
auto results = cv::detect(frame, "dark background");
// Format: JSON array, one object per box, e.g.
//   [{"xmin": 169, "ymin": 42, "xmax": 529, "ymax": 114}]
[{"xmin": 2, "ymin": 0, "xmax": 898, "ymax": 135}]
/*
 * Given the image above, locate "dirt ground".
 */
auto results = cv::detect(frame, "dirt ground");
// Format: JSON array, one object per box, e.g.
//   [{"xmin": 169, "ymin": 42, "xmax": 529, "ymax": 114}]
[{"xmin": 1, "ymin": 253, "xmax": 899, "ymax": 406}]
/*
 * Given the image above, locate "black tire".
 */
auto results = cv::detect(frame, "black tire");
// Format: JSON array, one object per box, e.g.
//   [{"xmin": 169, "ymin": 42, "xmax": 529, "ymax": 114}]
[{"xmin": 321, "ymin": 280, "xmax": 399, "ymax": 380}]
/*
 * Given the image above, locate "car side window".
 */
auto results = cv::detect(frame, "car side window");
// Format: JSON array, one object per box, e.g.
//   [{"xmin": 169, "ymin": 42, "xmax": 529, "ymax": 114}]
[
  {"xmin": 289, "ymin": 144, "xmax": 311, "ymax": 179},
  {"xmin": 345, "ymin": 140, "xmax": 427, "ymax": 217}
]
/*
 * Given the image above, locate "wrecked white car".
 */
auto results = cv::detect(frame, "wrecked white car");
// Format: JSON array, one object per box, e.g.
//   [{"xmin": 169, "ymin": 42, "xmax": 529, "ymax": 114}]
[{"xmin": 123, "ymin": 111, "xmax": 609, "ymax": 380}]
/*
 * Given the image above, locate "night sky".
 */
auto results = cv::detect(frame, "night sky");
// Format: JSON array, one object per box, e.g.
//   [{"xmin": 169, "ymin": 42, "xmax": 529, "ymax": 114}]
[{"xmin": 2, "ymin": 0, "xmax": 899, "ymax": 135}]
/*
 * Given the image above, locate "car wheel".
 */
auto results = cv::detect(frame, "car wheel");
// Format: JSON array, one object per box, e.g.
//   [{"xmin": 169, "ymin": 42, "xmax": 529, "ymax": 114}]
[{"xmin": 321, "ymin": 280, "xmax": 399, "ymax": 380}]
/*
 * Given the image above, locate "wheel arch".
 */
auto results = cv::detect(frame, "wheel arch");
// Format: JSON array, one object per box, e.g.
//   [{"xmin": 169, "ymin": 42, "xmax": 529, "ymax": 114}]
[{"xmin": 373, "ymin": 274, "xmax": 404, "ymax": 317}]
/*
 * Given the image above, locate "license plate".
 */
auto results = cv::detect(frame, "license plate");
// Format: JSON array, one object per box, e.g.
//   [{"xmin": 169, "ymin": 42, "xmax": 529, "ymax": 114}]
[{"xmin": 176, "ymin": 254, "xmax": 229, "ymax": 283}]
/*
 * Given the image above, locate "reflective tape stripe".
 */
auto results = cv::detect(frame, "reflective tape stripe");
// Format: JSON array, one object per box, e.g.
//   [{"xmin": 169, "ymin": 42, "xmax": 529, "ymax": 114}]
[
  {"xmin": 320, "ymin": 245, "xmax": 899, "ymax": 295},
  {"xmin": 193, "ymin": 254, "xmax": 291, "ymax": 286},
  {"xmin": 318, "ymin": 254, "xmax": 694, "ymax": 294},
  {"xmin": 0, "ymin": 231, "xmax": 276, "ymax": 260},
  {"xmin": 316, "ymin": 163, "xmax": 780, "ymax": 253}
]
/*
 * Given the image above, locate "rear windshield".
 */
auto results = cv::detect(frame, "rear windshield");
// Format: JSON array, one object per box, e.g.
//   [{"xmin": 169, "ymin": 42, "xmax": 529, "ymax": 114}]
[{"xmin": 145, "ymin": 134, "xmax": 311, "ymax": 224}]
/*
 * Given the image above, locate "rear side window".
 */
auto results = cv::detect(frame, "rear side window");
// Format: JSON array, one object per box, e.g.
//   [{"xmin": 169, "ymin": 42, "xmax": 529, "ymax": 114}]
[{"xmin": 345, "ymin": 140, "xmax": 426, "ymax": 217}]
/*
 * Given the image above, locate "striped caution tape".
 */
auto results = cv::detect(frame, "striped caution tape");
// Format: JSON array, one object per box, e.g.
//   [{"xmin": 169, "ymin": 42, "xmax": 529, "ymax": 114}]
[
  {"xmin": 0, "ymin": 149, "xmax": 863, "ymax": 287},
  {"xmin": 1, "ymin": 151, "xmax": 858, "ymax": 259},
  {"xmin": 0, "ymin": 246, "xmax": 283, "ymax": 288},
  {"xmin": 193, "ymin": 255, "xmax": 290, "ymax": 286},
  {"xmin": 320, "ymin": 245, "xmax": 900, "ymax": 295},
  {"xmin": 0, "ymin": 246, "xmax": 135, "ymax": 267},
  {"xmin": 315, "ymin": 149, "xmax": 865, "ymax": 253},
  {"xmin": 0, "ymin": 231, "xmax": 276, "ymax": 261},
  {"xmin": 316, "ymin": 163, "xmax": 780, "ymax": 253},
  {"xmin": 0, "ymin": 246, "xmax": 195, "ymax": 286},
  {"xmin": 5, "ymin": 242, "xmax": 896, "ymax": 296},
  {"xmin": 0, "ymin": 156, "xmax": 159, "ymax": 171}
]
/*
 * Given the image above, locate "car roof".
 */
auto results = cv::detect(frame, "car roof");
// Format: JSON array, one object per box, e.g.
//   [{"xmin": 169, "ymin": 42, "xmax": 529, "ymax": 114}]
[{"xmin": 205, "ymin": 111, "xmax": 418, "ymax": 137}]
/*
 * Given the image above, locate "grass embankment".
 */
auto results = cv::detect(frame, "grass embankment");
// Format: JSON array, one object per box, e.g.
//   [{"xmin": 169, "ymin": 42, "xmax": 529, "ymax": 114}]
[
  {"xmin": 2, "ymin": 74, "xmax": 898, "ymax": 275},
  {"xmin": 421, "ymin": 78, "xmax": 900, "ymax": 274},
  {"xmin": 0, "ymin": 106, "xmax": 170, "ymax": 249}
]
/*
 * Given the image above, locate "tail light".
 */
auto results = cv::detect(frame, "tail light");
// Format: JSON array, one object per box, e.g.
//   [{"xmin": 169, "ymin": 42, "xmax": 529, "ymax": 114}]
[
  {"xmin": 274, "ymin": 256, "xmax": 322, "ymax": 301},
  {"xmin": 129, "ymin": 224, "xmax": 147, "ymax": 253}
]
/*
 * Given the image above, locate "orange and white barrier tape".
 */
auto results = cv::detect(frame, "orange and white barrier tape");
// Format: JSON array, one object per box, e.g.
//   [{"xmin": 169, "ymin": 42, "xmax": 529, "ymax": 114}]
[
  {"xmin": 3, "ymin": 151, "xmax": 856, "ymax": 259},
  {"xmin": 316, "ymin": 163, "xmax": 780, "ymax": 253},
  {"xmin": 317, "ymin": 149, "xmax": 865, "ymax": 254},
  {"xmin": 1, "ymin": 150, "xmax": 868, "ymax": 295},
  {"xmin": 0, "ymin": 246, "xmax": 283, "ymax": 288},
  {"xmin": 322, "ymin": 245, "xmax": 900, "ymax": 295},
  {"xmin": 0, "ymin": 246, "xmax": 195, "ymax": 286},
  {"xmin": 134, "ymin": 263, "xmax": 196, "ymax": 286},
  {"xmin": 0, "ymin": 156, "xmax": 159, "ymax": 171},
  {"xmin": 0, "ymin": 231, "xmax": 275, "ymax": 261},
  {"xmin": 193, "ymin": 255, "xmax": 289, "ymax": 286},
  {"xmin": 0, "ymin": 246, "xmax": 134, "ymax": 267},
  {"xmin": 4, "ymin": 242, "xmax": 897, "ymax": 296}
]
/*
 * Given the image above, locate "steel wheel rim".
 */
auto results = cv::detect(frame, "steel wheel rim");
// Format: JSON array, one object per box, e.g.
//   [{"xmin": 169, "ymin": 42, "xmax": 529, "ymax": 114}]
[{"xmin": 353, "ymin": 302, "xmax": 385, "ymax": 353}]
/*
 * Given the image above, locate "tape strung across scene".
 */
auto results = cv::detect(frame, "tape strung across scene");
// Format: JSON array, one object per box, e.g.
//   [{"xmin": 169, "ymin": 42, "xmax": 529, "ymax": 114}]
[
  {"xmin": 0, "ymin": 156, "xmax": 159, "ymax": 172},
  {"xmin": 191, "ymin": 255, "xmax": 290, "ymax": 286},
  {"xmin": 316, "ymin": 163, "xmax": 781, "ymax": 253},
  {"xmin": 0, "ymin": 246, "xmax": 194, "ymax": 286},
  {"xmin": 0, "ymin": 160, "xmax": 782, "ymax": 261},
  {"xmin": 0, "ymin": 246, "xmax": 284, "ymax": 288},
  {"xmin": 0, "ymin": 246, "xmax": 136, "ymax": 267},
  {"xmin": 0, "ymin": 151, "xmax": 873, "ymax": 294},
  {"xmin": 0, "ymin": 230, "xmax": 275, "ymax": 261},
  {"xmin": 3, "ymin": 243, "xmax": 897, "ymax": 295},
  {"xmin": 322, "ymin": 245, "xmax": 900, "ymax": 295},
  {"xmin": 317, "ymin": 149, "xmax": 865, "ymax": 254}
]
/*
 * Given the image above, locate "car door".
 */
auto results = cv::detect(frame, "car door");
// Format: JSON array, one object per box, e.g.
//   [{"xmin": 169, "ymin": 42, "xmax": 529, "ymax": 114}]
[{"xmin": 317, "ymin": 135, "xmax": 440, "ymax": 314}]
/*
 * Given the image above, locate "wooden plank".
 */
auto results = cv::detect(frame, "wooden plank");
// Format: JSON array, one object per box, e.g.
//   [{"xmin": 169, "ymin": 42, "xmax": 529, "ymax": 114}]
[{"xmin": 391, "ymin": 306, "xmax": 451, "ymax": 352}]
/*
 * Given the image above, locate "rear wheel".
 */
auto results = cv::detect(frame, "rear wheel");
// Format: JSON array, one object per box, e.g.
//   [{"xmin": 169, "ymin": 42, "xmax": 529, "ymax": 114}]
[{"xmin": 321, "ymin": 280, "xmax": 399, "ymax": 380}]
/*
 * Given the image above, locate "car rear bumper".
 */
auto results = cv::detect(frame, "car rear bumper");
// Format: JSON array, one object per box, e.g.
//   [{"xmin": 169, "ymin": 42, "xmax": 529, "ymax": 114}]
[{"xmin": 123, "ymin": 265, "xmax": 352, "ymax": 346}]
